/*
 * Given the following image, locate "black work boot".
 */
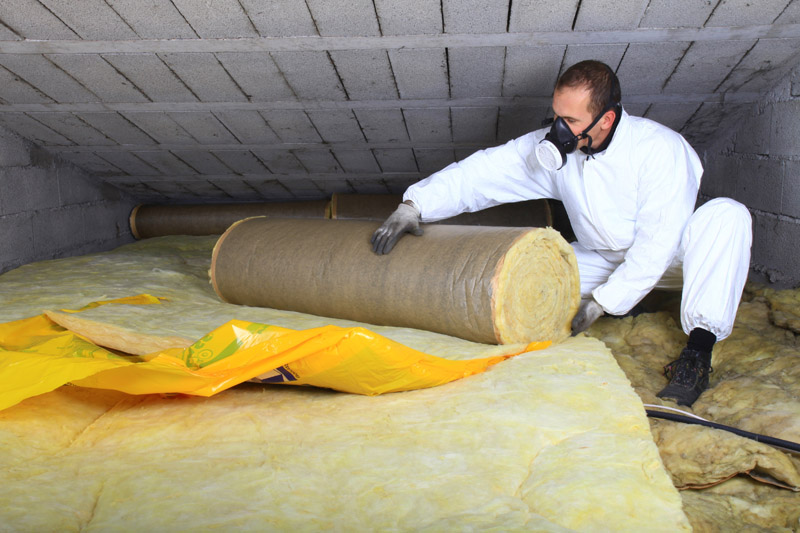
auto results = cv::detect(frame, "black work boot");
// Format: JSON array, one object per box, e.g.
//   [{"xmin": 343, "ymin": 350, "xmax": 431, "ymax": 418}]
[{"xmin": 656, "ymin": 348, "xmax": 713, "ymax": 407}]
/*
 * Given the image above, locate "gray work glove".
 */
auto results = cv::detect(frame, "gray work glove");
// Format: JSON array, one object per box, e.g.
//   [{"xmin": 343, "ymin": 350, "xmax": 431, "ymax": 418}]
[
  {"xmin": 371, "ymin": 202, "xmax": 423, "ymax": 255},
  {"xmin": 571, "ymin": 298, "xmax": 604, "ymax": 335}
]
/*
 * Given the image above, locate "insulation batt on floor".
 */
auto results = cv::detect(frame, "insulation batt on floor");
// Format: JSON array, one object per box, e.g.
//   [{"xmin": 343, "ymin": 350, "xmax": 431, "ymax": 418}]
[{"xmin": 0, "ymin": 235, "xmax": 797, "ymax": 530}]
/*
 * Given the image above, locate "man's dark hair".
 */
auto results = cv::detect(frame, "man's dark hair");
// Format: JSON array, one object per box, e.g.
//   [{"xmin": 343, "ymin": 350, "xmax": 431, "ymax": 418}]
[{"xmin": 556, "ymin": 60, "xmax": 622, "ymax": 117}]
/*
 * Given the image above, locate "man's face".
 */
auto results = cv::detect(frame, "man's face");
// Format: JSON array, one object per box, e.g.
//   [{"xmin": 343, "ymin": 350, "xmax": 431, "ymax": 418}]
[{"xmin": 551, "ymin": 85, "xmax": 612, "ymax": 150}]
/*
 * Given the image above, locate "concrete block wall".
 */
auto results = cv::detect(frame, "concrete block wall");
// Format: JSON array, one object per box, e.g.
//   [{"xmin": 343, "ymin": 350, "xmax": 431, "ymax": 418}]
[
  {"xmin": 700, "ymin": 66, "xmax": 800, "ymax": 287},
  {"xmin": 0, "ymin": 125, "xmax": 136, "ymax": 275}
]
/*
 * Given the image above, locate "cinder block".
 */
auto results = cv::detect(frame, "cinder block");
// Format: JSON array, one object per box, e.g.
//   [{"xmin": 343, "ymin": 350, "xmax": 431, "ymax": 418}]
[
  {"xmin": 171, "ymin": 150, "xmax": 231, "ymax": 175},
  {"xmin": 573, "ymin": 0, "xmax": 648, "ymax": 31},
  {"xmin": 172, "ymin": 179, "xmax": 234, "ymax": 200},
  {"xmin": 271, "ymin": 51, "xmax": 347, "ymax": 101},
  {"xmin": 705, "ymin": 0, "xmax": 789, "ymax": 26},
  {"xmin": 0, "ymin": 22, "xmax": 19, "ymax": 40},
  {"xmin": 306, "ymin": 110, "xmax": 365, "ymax": 143},
  {"xmin": 733, "ymin": 157, "xmax": 784, "ymax": 213},
  {"xmin": 617, "ymin": 42, "xmax": 689, "ymax": 95},
  {"xmin": 451, "ymin": 107, "xmax": 497, "ymax": 143},
  {"xmin": 96, "ymin": 151, "xmax": 158, "ymax": 176},
  {"xmin": 0, "ymin": 166, "xmax": 58, "ymax": 215},
  {"xmin": 389, "ymin": 49, "xmax": 449, "ymax": 99},
  {"xmin": 413, "ymin": 148, "xmax": 456, "ymax": 174},
  {"xmin": 0, "ymin": 212, "xmax": 34, "ymax": 272},
  {"xmin": 732, "ymin": 104, "xmax": 770, "ymax": 155},
  {"xmin": 242, "ymin": 179, "xmax": 296, "ymax": 200},
  {"xmin": 347, "ymin": 178, "xmax": 391, "ymax": 195},
  {"xmin": 28, "ymin": 112, "xmax": 116, "ymax": 146},
  {"xmin": 448, "ymin": 47, "xmax": 505, "ymax": 98},
  {"xmin": 0, "ymin": 126, "xmax": 32, "ymax": 167},
  {"xmin": 502, "ymin": 46, "xmax": 565, "ymax": 97},
  {"xmin": 122, "ymin": 112, "xmax": 196, "ymax": 145},
  {"xmin": 252, "ymin": 150, "xmax": 306, "ymax": 174},
  {"xmin": 106, "ymin": 0, "xmax": 196, "ymax": 38},
  {"xmin": 404, "ymin": 108, "xmax": 451, "ymax": 143},
  {"xmin": 82, "ymin": 202, "xmax": 128, "ymax": 243},
  {"xmin": 77, "ymin": 112, "xmax": 156, "ymax": 146},
  {"xmin": 211, "ymin": 179, "xmax": 262, "ymax": 200},
  {"xmin": 212, "ymin": 150, "xmax": 269, "ymax": 174},
  {"xmin": 354, "ymin": 109, "xmax": 409, "ymax": 143},
  {"xmin": 644, "ymin": 103, "xmax": 701, "ymax": 133},
  {"xmin": 639, "ymin": 0, "xmax": 715, "ymax": 28},
  {"xmin": 750, "ymin": 213, "xmax": 800, "ymax": 284},
  {"xmin": 443, "ymin": 0, "xmax": 507, "ymax": 33},
  {"xmin": 783, "ymin": 161, "xmax": 800, "ymax": 219},
  {"xmin": 305, "ymin": 0, "xmax": 380, "ymax": 36},
  {"xmin": 103, "ymin": 54, "xmax": 197, "ymax": 103},
  {"xmin": 261, "ymin": 110, "xmax": 322, "ymax": 143},
  {"xmin": 508, "ymin": 0, "xmax": 579, "ymax": 31},
  {"xmin": 278, "ymin": 177, "xmax": 323, "ymax": 197},
  {"xmin": 38, "ymin": 0, "xmax": 137, "ymax": 39},
  {"xmin": 497, "ymin": 106, "xmax": 548, "ymax": 141},
  {"xmin": 0, "ymin": 54, "xmax": 97, "ymax": 103},
  {"xmin": 47, "ymin": 54, "xmax": 148, "ymax": 104},
  {"xmin": 310, "ymin": 177, "xmax": 354, "ymax": 196},
  {"xmin": 769, "ymin": 100, "xmax": 800, "ymax": 157},
  {"xmin": 374, "ymin": 0, "xmax": 441, "ymax": 34},
  {"xmin": 240, "ymin": 0, "xmax": 317, "ymax": 37},
  {"xmin": 0, "ymin": 65, "xmax": 53, "ymax": 104},
  {"xmin": 168, "ymin": 112, "xmax": 239, "ymax": 144},
  {"xmin": 107, "ymin": 179, "xmax": 169, "ymax": 202},
  {"xmin": 216, "ymin": 53, "xmax": 295, "ymax": 101},
  {"xmin": 683, "ymin": 103, "xmax": 749, "ymax": 152},
  {"xmin": 373, "ymin": 149, "xmax": 417, "ymax": 172},
  {"xmin": 330, "ymin": 50, "xmax": 399, "ymax": 100},
  {"xmin": 718, "ymin": 39, "xmax": 800, "ymax": 93},
  {"xmin": 57, "ymin": 165, "xmax": 106, "ymax": 205},
  {"xmin": 294, "ymin": 150, "xmax": 342, "ymax": 173},
  {"xmin": 0, "ymin": 112, "xmax": 73, "ymax": 146},
  {"xmin": 0, "ymin": 0, "xmax": 78, "ymax": 39},
  {"xmin": 169, "ymin": 0, "xmax": 258, "ymax": 38},
  {"xmin": 663, "ymin": 40, "xmax": 754, "ymax": 94},
  {"xmin": 387, "ymin": 176, "xmax": 421, "ymax": 194},
  {"xmin": 332, "ymin": 150, "xmax": 381, "ymax": 173},
  {"xmin": 59, "ymin": 152, "xmax": 123, "ymax": 176},
  {"xmin": 562, "ymin": 44, "xmax": 627, "ymax": 76},
  {"xmin": 133, "ymin": 151, "xmax": 196, "ymax": 175},
  {"xmin": 31, "ymin": 205, "xmax": 87, "ymax": 256},
  {"xmin": 215, "ymin": 111, "xmax": 281, "ymax": 144},
  {"xmin": 159, "ymin": 53, "xmax": 247, "ymax": 103},
  {"xmin": 699, "ymin": 153, "xmax": 740, "ymax": 199}
]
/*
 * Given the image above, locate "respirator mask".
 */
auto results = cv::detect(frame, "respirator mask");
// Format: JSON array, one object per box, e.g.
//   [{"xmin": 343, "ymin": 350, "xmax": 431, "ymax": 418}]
[{"xmin": 534, "ymin": 105, "xmax": 614, "ymax": 172}]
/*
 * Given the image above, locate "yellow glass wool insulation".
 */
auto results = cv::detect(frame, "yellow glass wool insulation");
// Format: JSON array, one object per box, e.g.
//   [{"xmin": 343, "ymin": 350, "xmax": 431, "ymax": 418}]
[
  {"xmin": 210, "ymin": 218, "xmax": 580, "ymax": 345},
  {"xmin": 588, "ymin": 287, "xmax": 800, "ymax": 531},
  {"xmin": 0, "ymin": 236, "xmax": 689, "ymax": 532}
]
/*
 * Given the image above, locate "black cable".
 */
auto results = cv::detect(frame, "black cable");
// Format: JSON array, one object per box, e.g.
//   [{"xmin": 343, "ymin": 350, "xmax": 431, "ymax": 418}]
[{"xmin": 645, "ymin": 409, "xmax": 800, "ymax": 454}]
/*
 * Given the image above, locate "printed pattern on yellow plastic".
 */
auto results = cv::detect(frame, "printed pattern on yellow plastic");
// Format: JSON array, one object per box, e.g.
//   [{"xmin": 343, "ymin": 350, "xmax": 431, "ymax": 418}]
[{"xmin": 0, "ymin": 295, "xmax": 550, "ymax": 411}]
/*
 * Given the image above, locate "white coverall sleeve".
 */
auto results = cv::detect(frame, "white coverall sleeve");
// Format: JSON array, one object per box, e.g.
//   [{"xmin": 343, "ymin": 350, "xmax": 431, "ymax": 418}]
[
  {"xmin": 403, "ymin": 132, "xmax": 557, "ymax": 222},
  {"xmin": 592, "ymin": 135, "xmax": 701, "ymax": 315}
]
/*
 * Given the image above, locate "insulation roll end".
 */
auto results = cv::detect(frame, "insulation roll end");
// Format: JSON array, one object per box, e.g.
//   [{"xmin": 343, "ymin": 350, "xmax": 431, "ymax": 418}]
[
  {"xmin": 491, "ymin": 227, "xmax": 580, "ymax": 344},
  {"xmin": 129, "ymin": 205, "xmax": 142, "ymax": 240}
]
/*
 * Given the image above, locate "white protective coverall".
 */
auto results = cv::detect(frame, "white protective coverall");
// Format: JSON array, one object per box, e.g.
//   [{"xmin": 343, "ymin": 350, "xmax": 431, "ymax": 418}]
[{"xmin": 404, "ymin": 109, "xmax": 752, "ymax": 340}]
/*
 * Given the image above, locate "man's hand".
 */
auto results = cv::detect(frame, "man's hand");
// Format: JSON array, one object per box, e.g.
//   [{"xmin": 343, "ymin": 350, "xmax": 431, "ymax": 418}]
[
  {"xmin": 571, "ymin": 298, "xmax": 604, "ymax": 335},
  {"xmin": 371, "ymin": 202, "xmax": 423, "ymax": 255}
]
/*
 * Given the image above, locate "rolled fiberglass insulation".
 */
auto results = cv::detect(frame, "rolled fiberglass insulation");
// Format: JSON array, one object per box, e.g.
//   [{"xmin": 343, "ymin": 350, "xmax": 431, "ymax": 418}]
[
  {"xmin": 330, "ymin": 193, "xmax": 553, "ymax": 227},
  {"xmin": 129, "ymin": 201, "xmax": 329, "ymax": 239},
  {"xmin": 210, "ymin": 217, "xmax": 580, "ymax": 345}
]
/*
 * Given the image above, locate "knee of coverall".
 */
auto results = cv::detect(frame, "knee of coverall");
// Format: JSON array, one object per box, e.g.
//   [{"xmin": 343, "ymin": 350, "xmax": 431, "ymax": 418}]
[{"xmin": 686, "ymin": 197, "xmax": 753, "ymax": 243}]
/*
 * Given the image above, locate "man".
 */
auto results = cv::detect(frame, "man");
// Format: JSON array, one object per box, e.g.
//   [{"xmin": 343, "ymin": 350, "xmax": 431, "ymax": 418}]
[{"xmin": 370, "ymin": 60, "xmax": 752, "ymax": 407}]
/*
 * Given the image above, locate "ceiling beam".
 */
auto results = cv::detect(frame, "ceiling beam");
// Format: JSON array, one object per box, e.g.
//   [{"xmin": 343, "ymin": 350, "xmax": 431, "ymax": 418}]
[{"xmin": 1, "ymin": 25, "xmax": 800, "ymax": 55}]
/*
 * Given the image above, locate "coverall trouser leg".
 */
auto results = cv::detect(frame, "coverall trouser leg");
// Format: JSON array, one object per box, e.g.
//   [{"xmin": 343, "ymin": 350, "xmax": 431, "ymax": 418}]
[{"xmin": 571, "ymin": 197, "xmax": 752, "ymax": 340}]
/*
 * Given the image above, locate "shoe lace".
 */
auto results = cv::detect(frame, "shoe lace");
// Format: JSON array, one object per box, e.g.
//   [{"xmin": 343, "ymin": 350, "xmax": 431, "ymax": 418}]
[{"xmin": 663, "ymin": 353, "xmax": 712, "ymax": 386}]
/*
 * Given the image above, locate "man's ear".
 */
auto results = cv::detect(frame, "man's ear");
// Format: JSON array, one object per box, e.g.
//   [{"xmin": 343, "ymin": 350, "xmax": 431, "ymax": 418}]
[{"xmin": 600, "ymin": 109, "xmax": 616, "ymax": 131}]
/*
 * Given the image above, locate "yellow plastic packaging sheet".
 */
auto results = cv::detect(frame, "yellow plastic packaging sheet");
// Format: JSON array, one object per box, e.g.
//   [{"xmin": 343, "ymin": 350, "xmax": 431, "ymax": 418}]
[{"xmin": 0, "ymin": 295, "xmax": 549, "ymax": 411}]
